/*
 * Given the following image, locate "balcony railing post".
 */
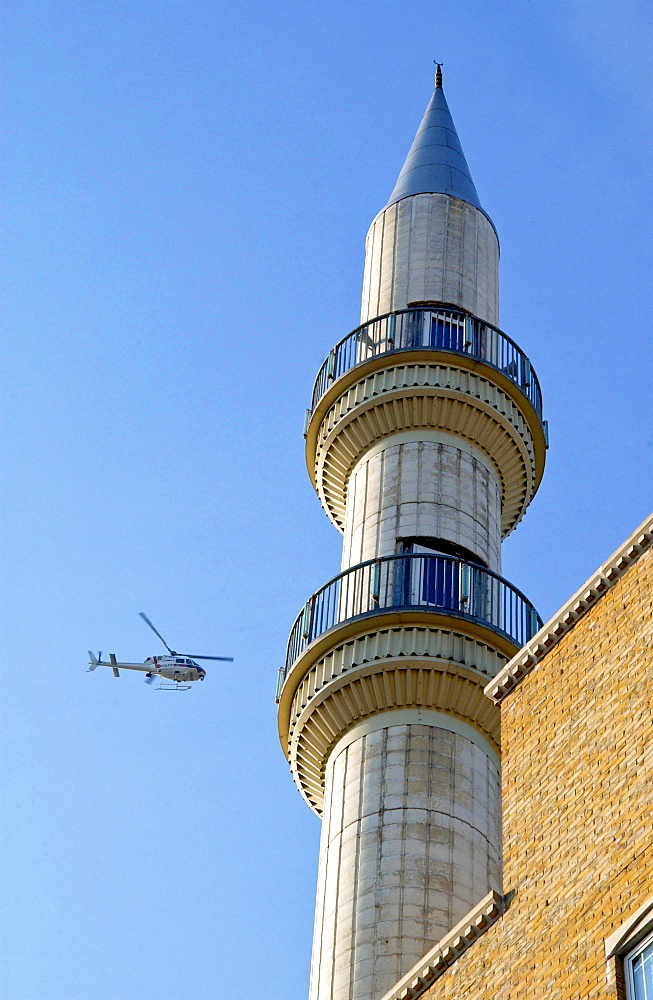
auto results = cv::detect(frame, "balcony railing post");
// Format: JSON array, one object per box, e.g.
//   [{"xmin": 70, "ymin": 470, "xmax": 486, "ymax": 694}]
[
  {"xmin": 326, "ymin": 349, "xmax": 336, "ymax": 381},
  {"xmin": 301, "ymin": 601, "xmax": 312, "ymax": 641},
  {"xmin": 371, "ymin": 560, "xmax": 380, "ymax": 606},
  {"xmin": 421, "ymin": 311, "xmax": 429, "ymax": 347},
  {"xmin": 275, "ymin": 666, "xmax": 285, "ymax": 703},
  {"xmin": 464, "ymin": 315, "xmax": 474, "ymax": 351},
  {"xmin": 460, "ymin": 562, "xmax": 469, "ymax": 603}
]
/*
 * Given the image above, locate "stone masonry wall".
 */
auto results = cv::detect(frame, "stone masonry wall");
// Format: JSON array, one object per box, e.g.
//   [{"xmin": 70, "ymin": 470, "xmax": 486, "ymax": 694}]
[
  {"xmin": 417, "ymin": 544, "xmax": 653, "ymax": 999},
  {"xmin": 361, "ymin": 195, "xmax": 499, "ymax": 327},
  {"xmin": 341, "ymin": 435, "xmax": 502, "ymax": 573},
  {"xmin": 309, "ymin": 721, "xmax": 501, "ymax": 1000}
]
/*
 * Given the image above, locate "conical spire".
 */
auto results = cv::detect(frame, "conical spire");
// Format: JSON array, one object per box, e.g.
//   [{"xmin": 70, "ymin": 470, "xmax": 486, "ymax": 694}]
[{"xmin": 386, "ymin": 68, "xmax": 484, "ymax": 211}]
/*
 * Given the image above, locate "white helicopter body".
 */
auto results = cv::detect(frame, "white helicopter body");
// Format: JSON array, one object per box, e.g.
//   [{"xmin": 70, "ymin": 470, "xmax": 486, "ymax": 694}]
[
  {"xmin": 88, "ymin": 651, "xmax": 206, "ymax": 686},
  {"xmin": 87, "ymin": 614, "xmax": 232, "ymax": 690}
]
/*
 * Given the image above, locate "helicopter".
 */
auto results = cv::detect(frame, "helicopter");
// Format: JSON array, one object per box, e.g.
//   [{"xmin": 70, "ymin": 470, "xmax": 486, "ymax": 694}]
[{"xmin": 88, "ymin": 612, "xmax": 233, "ymax": 690}]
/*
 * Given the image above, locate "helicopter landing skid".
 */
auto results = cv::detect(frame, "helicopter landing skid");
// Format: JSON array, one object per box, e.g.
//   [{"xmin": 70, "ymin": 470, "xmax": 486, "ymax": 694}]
[{"xmin": 155, "ymin": 681, "xmax": 192, "ymax": 691}]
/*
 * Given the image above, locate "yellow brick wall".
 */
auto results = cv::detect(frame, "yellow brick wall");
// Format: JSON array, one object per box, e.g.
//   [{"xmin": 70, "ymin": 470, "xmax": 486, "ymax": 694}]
[{"xmin": 423, "ymin": 545, "xmax": 653, "ymax": 999}]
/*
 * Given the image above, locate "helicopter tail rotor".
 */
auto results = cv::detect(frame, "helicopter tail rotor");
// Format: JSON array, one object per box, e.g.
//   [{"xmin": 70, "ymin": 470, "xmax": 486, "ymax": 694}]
[{"xmin": 87, "ymin": 650, "xmax": 101, "ymax": 672}]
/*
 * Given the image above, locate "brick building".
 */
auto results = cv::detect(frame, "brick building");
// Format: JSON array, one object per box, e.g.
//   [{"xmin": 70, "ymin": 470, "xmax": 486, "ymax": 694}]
[
  {"xmin": 276, "ymin": 69, "xmax": 653, "ymax": 1000},
  {"xmin": 383, "ymin": 515, "xmax": 653, "ymax": 1000}
]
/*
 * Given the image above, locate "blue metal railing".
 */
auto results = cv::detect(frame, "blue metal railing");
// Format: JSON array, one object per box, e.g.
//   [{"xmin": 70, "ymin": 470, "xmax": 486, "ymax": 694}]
[
  {"xmin": 310, "ymin": 307, "xmax": 543, "ymax": 420},
  {"xmin": 279, "ymin": 553, "xmax": 542, "ymax": 694}
]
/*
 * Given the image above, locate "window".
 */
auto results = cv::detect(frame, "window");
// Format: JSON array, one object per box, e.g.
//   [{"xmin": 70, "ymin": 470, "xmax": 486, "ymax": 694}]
[
  {"xmin": 429, "ymin": 314, "xmax": 463, "ymax": 351},
  {"xmin": 626, "ymin": 931, "xmax": 653, "ymax": 999},
  {"xmin": 397, "ymin": 537, "xmax": 487, "ymax": 567},
  {"xmin": 396, "ymin": 539, "xmax": 463, "ymax": 610},
  {"xmin": 605, "ymin": 897, "xmax": 653, "ymax": 1000}
]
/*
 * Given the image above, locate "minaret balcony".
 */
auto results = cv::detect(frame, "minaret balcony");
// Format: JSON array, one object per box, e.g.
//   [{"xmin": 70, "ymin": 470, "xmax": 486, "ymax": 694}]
[
  {"xmin": 278, "ymin": 553, "xmax": 542, "ymax": 701},
  {"xmin": 304, "ymin": 306, "xmax": 548, "ymax": 539},
  {"xmin": 308, "ymin": 306, "xmax": 545, "ymax": 427}
]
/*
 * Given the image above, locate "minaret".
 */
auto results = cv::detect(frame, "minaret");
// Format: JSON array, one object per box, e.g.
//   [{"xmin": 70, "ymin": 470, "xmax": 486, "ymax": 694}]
[{"xmin": 277, "ymin": 69, "xmax": 547, "ymax": 1000}]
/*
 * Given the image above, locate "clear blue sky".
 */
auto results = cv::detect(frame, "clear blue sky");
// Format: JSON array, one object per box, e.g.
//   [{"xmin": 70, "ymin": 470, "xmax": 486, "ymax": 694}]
[{"xmin": 1, "ymin": 2, "xmax": 652, "ymax": 998}]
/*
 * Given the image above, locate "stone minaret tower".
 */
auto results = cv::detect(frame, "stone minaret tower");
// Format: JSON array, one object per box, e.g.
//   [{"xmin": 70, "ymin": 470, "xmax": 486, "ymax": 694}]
[{"xmin": 277, "ymin": 69, "xmax": 547, "ymax": 1000}]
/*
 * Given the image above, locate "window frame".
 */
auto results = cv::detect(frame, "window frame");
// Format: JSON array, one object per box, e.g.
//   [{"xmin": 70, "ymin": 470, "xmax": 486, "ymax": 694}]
[
  {"xmin": 605, "ymin": 895, "xmax": 653, "ymax": 1000},
  {"xmin": 396, "ymin": 535, "xmax": 488, "ymax": 567},
  {"xmin": 625, "ymin": 928, "xmax": 653, "ymax": 999}
]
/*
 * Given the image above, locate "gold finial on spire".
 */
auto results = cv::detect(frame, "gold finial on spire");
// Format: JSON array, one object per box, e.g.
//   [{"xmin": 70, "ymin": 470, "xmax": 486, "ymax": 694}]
[{"xmin": 434, "ymin": 62, "xmax": 443, "ymax": 88}]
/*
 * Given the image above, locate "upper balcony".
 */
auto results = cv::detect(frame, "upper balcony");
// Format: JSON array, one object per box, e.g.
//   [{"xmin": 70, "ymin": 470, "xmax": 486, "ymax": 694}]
[
  {"xmin": 308, "ymin": 306, "xmax": 544, "ymax": 426},
  {"xmin": 278, "ymin": 553, "xmax": 542, "ymax": 700}
]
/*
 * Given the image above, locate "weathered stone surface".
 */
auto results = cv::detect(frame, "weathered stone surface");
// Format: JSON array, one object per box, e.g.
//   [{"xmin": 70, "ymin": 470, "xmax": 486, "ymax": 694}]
[
  {"xmin": 308, "ymin": 720, "xmax": 501, "ymax": 1000},
  {"xmin": 361, "ymin": 194, "xmax": 499, "ymax": 327},
  {"xmin": 341, "ymin": 434, "xmax": 502, "ymax": 572}
]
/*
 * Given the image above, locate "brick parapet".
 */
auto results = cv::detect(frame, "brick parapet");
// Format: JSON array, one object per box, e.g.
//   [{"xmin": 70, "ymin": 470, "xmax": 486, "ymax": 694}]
[{"xmin": 486, "ymin": 511, "xmax": 653, "ymax": 704}]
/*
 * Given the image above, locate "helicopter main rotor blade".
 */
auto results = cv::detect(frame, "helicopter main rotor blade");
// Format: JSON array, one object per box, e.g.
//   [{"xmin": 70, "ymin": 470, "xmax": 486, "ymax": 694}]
[
  {"xmin": 139, "ymin": 612, "xmax": 174, "ymax": 654},
  {"xmin": 179, "ymin": 653, "xmax": 234, "ymax": 662}
]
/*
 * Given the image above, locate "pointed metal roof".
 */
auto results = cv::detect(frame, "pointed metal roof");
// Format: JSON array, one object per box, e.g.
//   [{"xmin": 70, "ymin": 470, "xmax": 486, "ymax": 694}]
[{"xmin": 386, "ymin": 69, "xmax": 484, "ymax": 212}]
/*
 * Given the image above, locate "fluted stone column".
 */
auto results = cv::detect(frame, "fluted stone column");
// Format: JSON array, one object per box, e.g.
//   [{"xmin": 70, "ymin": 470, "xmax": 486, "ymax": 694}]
[
  {"xmin": 361, "ymin": 194, "xmax": 499, "ymax": 327},
  {"xmin": 340, "ymin": 431, "xmax": 503, "ymax": 573},
  {"xmin": 308, "ymin": 712, "xmax": 501, "ymax": 1000}
]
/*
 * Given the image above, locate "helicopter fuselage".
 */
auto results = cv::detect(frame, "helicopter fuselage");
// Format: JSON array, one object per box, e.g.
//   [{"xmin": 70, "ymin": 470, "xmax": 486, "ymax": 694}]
[
  {"xmin": 144, "ymin": 655, "xmax": 206, "ymax": 683},
  {"xmin": 87, "ymin": 651, "xmax": 206, "ymax": 684}
]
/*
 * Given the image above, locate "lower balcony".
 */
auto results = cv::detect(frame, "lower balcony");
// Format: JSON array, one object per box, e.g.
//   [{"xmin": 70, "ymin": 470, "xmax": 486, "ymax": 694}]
[{"xmin": 279, "ymin": 553, "xmax": 542, "ymax": 699}]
